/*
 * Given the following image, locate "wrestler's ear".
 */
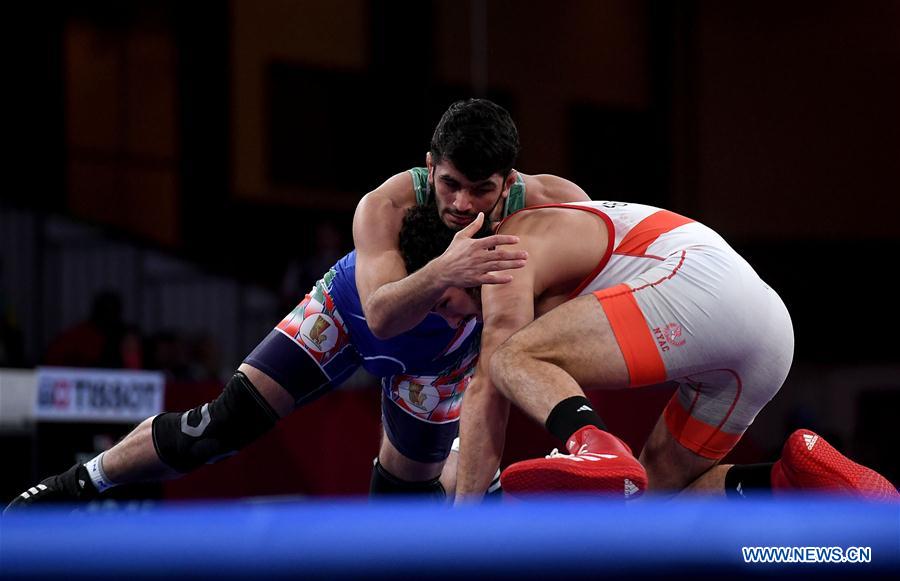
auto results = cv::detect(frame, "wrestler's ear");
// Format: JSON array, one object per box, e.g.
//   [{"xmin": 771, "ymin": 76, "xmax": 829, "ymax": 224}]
[{"xmin": 502, "ymin": 171, "xmax": 517, "ymax": 198}]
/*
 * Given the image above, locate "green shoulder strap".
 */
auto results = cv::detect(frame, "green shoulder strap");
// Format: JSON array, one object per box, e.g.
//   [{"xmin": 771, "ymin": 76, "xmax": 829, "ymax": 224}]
[
  {"xmin": 409, "ymin": 167, "xmax": 430, "ymax": 206},
  {"xmin": 502, "ymin": 173, "xmax": 527, "ymax": 217}
]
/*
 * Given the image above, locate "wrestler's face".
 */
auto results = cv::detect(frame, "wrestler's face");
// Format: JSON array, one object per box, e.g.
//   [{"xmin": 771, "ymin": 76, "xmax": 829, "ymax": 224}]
[
  {"xmin": 427, "ymin": 154, "xmax": 512, "ymax": 230},
  {"xmin": 432, "ymin": 287, "xmax": 481, "ymax": 328}
]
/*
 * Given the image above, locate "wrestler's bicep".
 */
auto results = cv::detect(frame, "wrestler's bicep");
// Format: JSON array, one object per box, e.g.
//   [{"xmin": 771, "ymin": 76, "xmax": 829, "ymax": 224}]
[{"xmin": 352, "ymin": 175, "xmax": 412, "ymax": 306}]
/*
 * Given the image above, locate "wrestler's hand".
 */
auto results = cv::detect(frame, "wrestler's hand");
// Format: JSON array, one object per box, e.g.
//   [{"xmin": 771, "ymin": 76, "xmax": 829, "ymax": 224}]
[{"xmin": 435, "ymin": 213, "xmax": 527, "ymax": 287}]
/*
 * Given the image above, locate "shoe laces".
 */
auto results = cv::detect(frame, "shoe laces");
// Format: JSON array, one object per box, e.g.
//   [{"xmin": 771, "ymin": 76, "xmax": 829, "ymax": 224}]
[{"xmin": 545, "ymin": 444, "xmax": 589, "ymax": 459}]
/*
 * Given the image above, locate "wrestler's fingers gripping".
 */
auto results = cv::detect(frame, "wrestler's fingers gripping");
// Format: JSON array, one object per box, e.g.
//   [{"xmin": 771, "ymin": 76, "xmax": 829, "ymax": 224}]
[
  {"xmin": 477, "ymin": 234, "xmax": 520, "ymax": 249},
  {"xmin": 485, "ymin": 249, "xmax": 528, "ymax": 264},
  {"xmin": 485, "ymin": 258, "xmax": 527, "ymax": 271}
]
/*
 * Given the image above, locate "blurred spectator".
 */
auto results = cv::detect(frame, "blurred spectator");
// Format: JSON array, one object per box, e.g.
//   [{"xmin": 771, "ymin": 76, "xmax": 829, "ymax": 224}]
[
  {"xmin": 280, "ymin": 221, "xmax": 347, "ymax": 310},
  {"xmin": 45, "ymin": 290, "xmax": 143, "ymax": 369},
  {"xmin": 144, "ymin": 330, "xmax": 222, "ymax": 383},
  {"xmin": 144, "ymin": 330, "xmax": 191, "ymax": 380},
  {"xmin": 144, "ymin": 330, "xmax": 190, "ymax": 381},
  {"xmin": 186, "ymin": 332, "xmax": 221, "ymax": 382}
]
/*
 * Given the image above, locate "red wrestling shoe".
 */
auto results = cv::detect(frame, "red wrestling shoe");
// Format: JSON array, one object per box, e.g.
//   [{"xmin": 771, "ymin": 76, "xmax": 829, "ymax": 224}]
[
  {"xmin": 771, "ymin": 429, "xmax": 899, "ymax": 501},
  {"xmin": 501, "ymin": 426, "xmax": 647, "ymax": 499}
]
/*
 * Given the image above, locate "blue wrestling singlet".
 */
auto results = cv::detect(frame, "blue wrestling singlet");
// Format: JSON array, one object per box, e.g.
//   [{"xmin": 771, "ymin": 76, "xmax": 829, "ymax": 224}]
[{"xmin": 245, "ymin": 250, "xmax": 481, "ymax": 463}]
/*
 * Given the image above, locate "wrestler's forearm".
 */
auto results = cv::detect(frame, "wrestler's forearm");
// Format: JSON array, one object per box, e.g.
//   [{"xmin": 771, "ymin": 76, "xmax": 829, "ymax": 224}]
[
  {"xmin": 455, "ymin": 377, "xmax": 509, "ymax": 501},
  {"xmin": 364, "ymin": 260, "xmax": 447, "ymax": 339}
]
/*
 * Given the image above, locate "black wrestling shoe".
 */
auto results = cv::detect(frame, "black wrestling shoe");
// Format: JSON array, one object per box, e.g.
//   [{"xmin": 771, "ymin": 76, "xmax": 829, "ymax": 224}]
[{"xmin": 4, "ymin": 463, "xmax": 99, "ymax": 513}]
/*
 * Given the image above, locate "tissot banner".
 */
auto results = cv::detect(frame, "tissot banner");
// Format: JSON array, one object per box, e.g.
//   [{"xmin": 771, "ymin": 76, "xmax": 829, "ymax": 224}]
[{"xmin": 35, "ymin": 367, "xmax": 165, "ymax": 423}]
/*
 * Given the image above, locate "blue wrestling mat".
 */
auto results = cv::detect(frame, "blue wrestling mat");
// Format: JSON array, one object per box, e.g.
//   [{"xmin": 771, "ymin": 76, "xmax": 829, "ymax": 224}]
[{"xmin": 2, "ymin": 496, "xmax": 898, "ymax": 579}]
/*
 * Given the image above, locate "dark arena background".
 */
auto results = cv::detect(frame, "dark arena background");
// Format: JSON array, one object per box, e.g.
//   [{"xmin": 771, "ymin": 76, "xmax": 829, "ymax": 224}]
[{"xmin": 1, "ymin": 1, "xmax": 898, "ymax": 578}]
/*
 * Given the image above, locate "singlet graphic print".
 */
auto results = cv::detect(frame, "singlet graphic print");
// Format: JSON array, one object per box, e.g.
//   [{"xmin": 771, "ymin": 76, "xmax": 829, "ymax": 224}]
[
  {"xmin": 387, "ymin": 348, "xmax": 478, "ymax": 424},
  {"xmin": 276, "ymin": 267, "xmax": 352, "ymax": 367}
]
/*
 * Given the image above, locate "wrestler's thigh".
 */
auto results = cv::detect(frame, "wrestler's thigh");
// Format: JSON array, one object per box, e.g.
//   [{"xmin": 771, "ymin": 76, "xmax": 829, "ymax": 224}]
[
  {"xmin": 501, "ymin": 294, "xmax": 630, "ymax": 390},
  {"xmin": 378, "ymin": 428, "xmax": 446, "ymax": 481},
  {"xmin": 237, "ymin": 363, "xmax": 295, "ymax": 418}
]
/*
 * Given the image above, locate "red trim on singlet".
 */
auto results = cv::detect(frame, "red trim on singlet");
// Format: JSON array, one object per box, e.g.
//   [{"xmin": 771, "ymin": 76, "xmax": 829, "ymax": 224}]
[
  {"xmin": 434, "ymin": 315, "xmax": 478, "ymax": 359},
  {"xmin": 614, "ymin": 210, "xmax": 694, "ymax": 257},
  {"xmin": 592, "ymin": 250, "xmax": 687, "ymax": 300},
  {"xmin": 664, "ymin": 369, "xmax": 744, "ymax": 460},
  {"xmin": 495, "ymin": 203, "xmax": 615, "ymax": 300},
  {"xmin": 631, "ymin": 251, "xmax": 687, "ymax": 292},
  {"xmin": 697, "ymin": 370, "xmax": 743, "ymax": 437},
  {"xmin": 593, "ymin": 284, "xmax": 667, "ymax": 387},
  {"xmin": 685, "ymin": 380, "xmax": 703, "ymax": 416}
]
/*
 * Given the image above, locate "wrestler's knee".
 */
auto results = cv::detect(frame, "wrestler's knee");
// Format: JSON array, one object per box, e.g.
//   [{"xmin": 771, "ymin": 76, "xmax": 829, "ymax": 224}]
[
  {"xmin": 639, "ymin": 421, "xmax": 718, "ymax": 492},
  {"xmin": 489, "ymin": 339, "xmax": 523, "ymax": 397},
  {"xmin": 639, "ymin": 436, "xmax": 677, "ymax": 490},
  {"xmin": 152, "ymin": 371, "xmax": 281, "ymax": 473},
  {"xmin": 490, "ymin": 327, "xmax": 553, "ymax": 389}
]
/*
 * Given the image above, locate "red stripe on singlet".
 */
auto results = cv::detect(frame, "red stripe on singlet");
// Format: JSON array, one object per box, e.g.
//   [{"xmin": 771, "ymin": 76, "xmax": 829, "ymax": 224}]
[
  {"xmin": 614, "ymin": 210, "xmax": 694, "ymax": 257},
  {"xmin": 663, "ymin": 370, "xmax": 744, "ymax": 460},
  {"xmin": 593, "ymin": 284, "xmax": 667, "ymax": 387}
]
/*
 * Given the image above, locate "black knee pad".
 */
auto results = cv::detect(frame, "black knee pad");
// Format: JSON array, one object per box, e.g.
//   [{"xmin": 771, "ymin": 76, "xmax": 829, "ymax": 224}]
[
  {"xmin": 369, "ymin": 459, "xmax": 445, "ymax": 500},
  {"xmin": 152, "ymin": 371, "xmax": 280, "ymax": 473}
]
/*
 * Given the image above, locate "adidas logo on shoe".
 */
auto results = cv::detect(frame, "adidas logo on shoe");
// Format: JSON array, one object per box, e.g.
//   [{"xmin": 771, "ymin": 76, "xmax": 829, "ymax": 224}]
[
  {"xmin": 624, "ymin": 478, "xmax": 639, "ymax": 498},
  {"xmin": 772, "ymin": 429, "xmax": 899, "ymax": 500},
  {"xmin": 18, "ymin": 483, "xmax": 48, "ymax": 500},
  {"xmin": 803, "ymin": 433, "xmax": 819, "ymax": 451},
  {"xmin": 576, "ymin": 405, "xmax": 593, "ymax": 413}
]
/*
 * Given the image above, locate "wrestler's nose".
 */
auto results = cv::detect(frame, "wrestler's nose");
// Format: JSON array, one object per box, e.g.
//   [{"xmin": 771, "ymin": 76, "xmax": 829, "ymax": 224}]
[{"xmin": 453, "ymin": 191, "xmax": 474, "ymax": 213}]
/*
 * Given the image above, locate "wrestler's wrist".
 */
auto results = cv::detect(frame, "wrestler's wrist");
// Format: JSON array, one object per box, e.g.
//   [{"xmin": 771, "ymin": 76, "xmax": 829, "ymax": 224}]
[{"xmin": 423, "ymin": 257, "xmax": 453, "ymax": 292}]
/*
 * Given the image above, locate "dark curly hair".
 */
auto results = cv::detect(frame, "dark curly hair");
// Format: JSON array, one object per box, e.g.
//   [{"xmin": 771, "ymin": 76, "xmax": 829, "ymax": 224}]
[
  {"xmin": 399, "ymin": 200, "xmax": 493, "ymax": 276},
  {"xmin": 430, "ymin": 99, "xmax": 520, "ymax": 182}
]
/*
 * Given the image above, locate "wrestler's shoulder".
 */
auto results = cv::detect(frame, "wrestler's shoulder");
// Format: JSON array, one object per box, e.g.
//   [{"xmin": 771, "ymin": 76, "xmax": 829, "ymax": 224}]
[
  {"xmin": 357, "ymin": 170, "xmax": 418, "ymax": 211},
  {"xmin": 519, "ymin": 172, "xmax": 590, "ymax": 206},
  {"xmin": 353, "ymin": 170, "xmax": 419, "ymax": 246}
]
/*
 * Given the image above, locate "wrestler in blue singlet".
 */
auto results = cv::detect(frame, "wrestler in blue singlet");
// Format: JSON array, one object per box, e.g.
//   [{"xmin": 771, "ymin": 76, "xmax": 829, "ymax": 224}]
[{"xmin": 245, "ymin": 168, "xmax": 526, "ymax": 462}]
